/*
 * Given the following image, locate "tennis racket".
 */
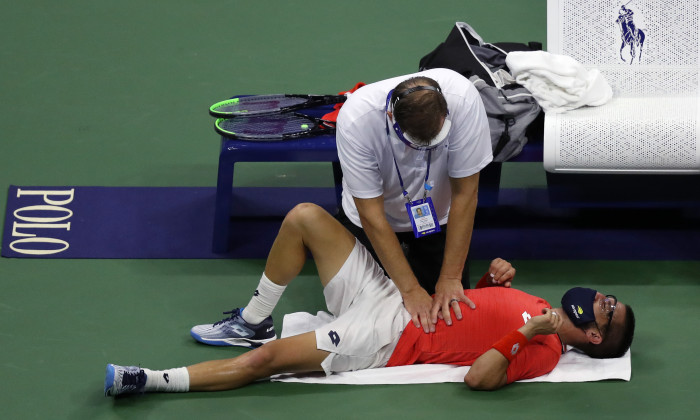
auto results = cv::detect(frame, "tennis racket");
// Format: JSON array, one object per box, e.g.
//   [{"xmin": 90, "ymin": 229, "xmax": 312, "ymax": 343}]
[
  {"xmin": 215, "ymin": 112, "xmax": 335, "ymax": 141},
  {"xmin": 209, "ymin": 94, "xmax": 346, "ymax": 117}
]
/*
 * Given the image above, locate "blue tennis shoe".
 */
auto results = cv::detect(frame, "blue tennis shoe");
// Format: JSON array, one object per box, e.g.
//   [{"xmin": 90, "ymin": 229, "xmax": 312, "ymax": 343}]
[
  {"xmin": 190, "ymin": 308, "xmax": 276, "ymax": 348},
  {"xmin": 104, "ymin": 364, "xmax": 147, "ymax": 397}
]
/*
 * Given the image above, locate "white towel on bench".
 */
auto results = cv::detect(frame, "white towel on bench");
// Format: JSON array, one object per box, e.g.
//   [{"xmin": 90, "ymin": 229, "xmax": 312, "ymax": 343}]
[
  {"xmin": 270, "ymin": 311, "xmax": 631, "ymax": 385},
  {"xmin": 506, "ymin": 50, "xmax": 613, "ymax": 114}
]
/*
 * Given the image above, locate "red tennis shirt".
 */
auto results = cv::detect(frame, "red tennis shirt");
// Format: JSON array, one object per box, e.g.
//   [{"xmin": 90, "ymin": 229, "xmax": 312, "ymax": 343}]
[{"xmin": 386, "ymin": 287, "xmax": 563, "ymax": 383}]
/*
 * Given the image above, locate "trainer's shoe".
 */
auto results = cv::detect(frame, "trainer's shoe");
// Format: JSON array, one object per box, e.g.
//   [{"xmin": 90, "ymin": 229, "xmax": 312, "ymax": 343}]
[
  {"xmin": 104, "ymin": 364, "xmax": 147, "ymax": 397},
  {"xmin": 190, "ymin": 308, "xmax": 276, "ymax": 348}
]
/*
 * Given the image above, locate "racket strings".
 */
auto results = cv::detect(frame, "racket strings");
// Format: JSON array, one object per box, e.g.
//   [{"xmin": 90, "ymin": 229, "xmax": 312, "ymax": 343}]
[
  {"xmin": 210, "ymin": 94, "xmax": 346, "ymax": 117},
  {"xmin": 217, "ymin": 96, "xmax": 309, "ymax": 114},
  {"xmin": 217, "ymin": 113, "xmax": 323, "ymax": 138}
]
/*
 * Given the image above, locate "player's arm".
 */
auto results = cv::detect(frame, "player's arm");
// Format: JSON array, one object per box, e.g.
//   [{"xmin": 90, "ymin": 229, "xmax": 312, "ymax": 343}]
[
  {"xmin": 354, "ymin": 195, "xmax": 435, "ymax": 333},
  {"xmin": 464, "ymin": 308, "xmax": 563, "ymax": 391},
  {"xmin": 474, "ymin": 258, "xmax": 516, "ymax": 289}
]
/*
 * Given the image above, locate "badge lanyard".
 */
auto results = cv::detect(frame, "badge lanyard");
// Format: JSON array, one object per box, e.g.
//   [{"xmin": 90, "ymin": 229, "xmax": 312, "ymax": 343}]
[
  {"xmin": 386, "ymin": 130, "xmax": 442, "ymax": 238},
  {"xmin": 391, "ymin": 149, "xmax": 432, "ymax": 204}
]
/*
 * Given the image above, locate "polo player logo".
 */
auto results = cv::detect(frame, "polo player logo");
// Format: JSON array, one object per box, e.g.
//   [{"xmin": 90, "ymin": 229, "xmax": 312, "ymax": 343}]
[{"xmin": 616, "ymin": 2, "xmax": 645, "ymax": 64}]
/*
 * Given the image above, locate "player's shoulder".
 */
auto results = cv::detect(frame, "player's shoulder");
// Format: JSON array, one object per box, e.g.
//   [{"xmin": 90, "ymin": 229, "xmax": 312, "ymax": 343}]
[{"xmin": 469, "ymin": 287, "xmax": 547, "ymax": 302}]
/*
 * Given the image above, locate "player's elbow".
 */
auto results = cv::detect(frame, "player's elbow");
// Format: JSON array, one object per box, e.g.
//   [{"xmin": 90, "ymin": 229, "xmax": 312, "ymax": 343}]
[{"xmin": 463, "ymin": 372, "xmax": 505, "ymax": 391}]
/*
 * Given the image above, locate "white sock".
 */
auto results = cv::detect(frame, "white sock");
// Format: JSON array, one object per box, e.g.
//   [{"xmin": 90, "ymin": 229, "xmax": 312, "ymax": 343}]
[
  {"xmin": 241, "ymin": 273, "xmax": 286, "ymax": 325},
  {"xmin": 143, "ymin": 367, "xmax": 189, "ymax": 393}
]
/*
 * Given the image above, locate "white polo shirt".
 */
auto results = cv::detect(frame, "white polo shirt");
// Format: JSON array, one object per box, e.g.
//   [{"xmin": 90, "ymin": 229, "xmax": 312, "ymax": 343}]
[{"xmin": 336, "ymin": 68, "xmax": 492, "ymax": 232}]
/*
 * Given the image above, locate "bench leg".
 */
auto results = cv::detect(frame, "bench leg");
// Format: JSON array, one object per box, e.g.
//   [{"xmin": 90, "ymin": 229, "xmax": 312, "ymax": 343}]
[{"xmin": 212, "ymin": 159, "xmax": 234, "ymax": 253}]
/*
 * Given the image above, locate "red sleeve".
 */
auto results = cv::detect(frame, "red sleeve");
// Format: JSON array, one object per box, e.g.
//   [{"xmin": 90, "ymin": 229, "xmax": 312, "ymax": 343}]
[
  {"xmin": 505, "ymin": 335, "xmax": 562, "ymax": 383},
  {"xmin": 475, "ymin": 272, "xmax": 498, "ymax": 289}
]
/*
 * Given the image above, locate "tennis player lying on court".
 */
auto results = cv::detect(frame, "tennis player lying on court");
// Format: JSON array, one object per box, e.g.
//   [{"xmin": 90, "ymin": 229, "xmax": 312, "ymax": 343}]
[{"xmin": 104, "ymin": 203, "xmax": 635, "ymax": 395}]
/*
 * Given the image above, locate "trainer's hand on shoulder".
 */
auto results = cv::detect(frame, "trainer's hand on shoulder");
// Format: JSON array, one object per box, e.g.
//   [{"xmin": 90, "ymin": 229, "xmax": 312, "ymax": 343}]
[
  {"xmin": 488, "ymin": 258, "xmax": 515, "ymax": 288},
  {"xmin": 402, "ymin": 286, "xmax": 435, "ymax": 333},
  {"xmin": 432, "ymin": 276, "xmax": 475, "ymax": 327}
]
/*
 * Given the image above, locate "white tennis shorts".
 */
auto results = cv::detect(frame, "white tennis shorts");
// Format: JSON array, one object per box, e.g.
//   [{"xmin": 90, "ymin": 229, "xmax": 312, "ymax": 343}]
[{"xmin": 315, "ymin": 239, "xmax": 412, "ymax": 375}]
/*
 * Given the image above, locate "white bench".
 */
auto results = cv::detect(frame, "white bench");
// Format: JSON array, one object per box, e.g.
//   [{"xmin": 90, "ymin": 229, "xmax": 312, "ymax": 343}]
[{"xmin": 544, "ymin": 0, "xmax": 699, "ymax": 175}]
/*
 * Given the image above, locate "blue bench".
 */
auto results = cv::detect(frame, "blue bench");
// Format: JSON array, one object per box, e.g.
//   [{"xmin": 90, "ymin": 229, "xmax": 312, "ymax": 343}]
[
  {"xmin": 211, "ymin": 103, "xmax": 344, "ymax": 253},
  {"xmin": 211, "ymin": 101, "xmax": 543, "ymax": 254}
]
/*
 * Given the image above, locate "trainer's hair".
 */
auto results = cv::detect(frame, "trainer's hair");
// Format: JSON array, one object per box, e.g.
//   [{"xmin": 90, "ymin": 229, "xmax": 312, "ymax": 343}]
[
  {"xmin": 577, "ymin": 304, "xmax": 636, "ymax": 359},
  {"xmin": 391, "ymin": 77, "xmax": 448, "ymax": 145}
]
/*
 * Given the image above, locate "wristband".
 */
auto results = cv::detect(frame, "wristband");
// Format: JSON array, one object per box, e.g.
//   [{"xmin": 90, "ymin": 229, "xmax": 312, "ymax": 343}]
[{"xmin": 492, "ymin": 330, "xmax": 528, "ymax": 362}]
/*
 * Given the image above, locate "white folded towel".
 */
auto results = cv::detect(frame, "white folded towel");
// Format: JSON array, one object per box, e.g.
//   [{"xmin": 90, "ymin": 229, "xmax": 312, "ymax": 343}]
[
  {"xmin": 271, "ymin": 311, "xmax": 631, "ymax": 385},
  {"xmin": 505, "ymin": 51, "xmax": 613, "ymax": 113}
]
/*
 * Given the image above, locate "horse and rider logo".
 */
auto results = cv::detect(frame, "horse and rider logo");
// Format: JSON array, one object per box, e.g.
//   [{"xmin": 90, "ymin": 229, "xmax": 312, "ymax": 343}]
[{"xmin": 615, "ymin": 1, "xmax": 646, "ymax": 64}]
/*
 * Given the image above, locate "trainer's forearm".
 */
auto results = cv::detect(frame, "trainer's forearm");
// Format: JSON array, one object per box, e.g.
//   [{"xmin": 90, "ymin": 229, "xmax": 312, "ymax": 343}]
[
  {"xmin": 439, "ymin": 174, "xmax": 479, "ymax": 281},
  {"xmin": 354, "ymin": 196, "xmax": 422, "ymax": 293},
  {"xmin": 360, "ymin": 212, "xmax": 420, "ymax": 293}
]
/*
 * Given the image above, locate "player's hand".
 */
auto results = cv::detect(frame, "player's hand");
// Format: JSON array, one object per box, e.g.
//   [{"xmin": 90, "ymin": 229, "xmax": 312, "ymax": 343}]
[
  {"xmin": 488, "ymin": 258, "xmax": 515, "ymax": 288},
  {"xmin": 524, "ymin": 308, "xmax": 564, "ymax": 337},
  {"xmin": 402, "ymin": 286, "xmax": 435, "ymax": 333},
  {"xmin": 432, "ymin": 276, "xmax": 476, "ymax": 327}
]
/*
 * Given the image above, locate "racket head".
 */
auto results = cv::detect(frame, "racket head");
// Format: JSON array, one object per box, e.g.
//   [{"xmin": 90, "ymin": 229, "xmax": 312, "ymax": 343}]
[
  {"xmin": 214, "ymin": 112, "xmax": 334, "ymax": 141},
  {"xmin": 209, "ymin": 94, "xmax": 345, "ymax": 117}
]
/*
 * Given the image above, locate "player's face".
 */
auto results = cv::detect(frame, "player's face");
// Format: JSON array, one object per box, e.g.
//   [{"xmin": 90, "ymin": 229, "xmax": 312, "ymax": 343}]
[{"xmin": 594, "ymin": 292, "xmax": 619, "ymax": 334}]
